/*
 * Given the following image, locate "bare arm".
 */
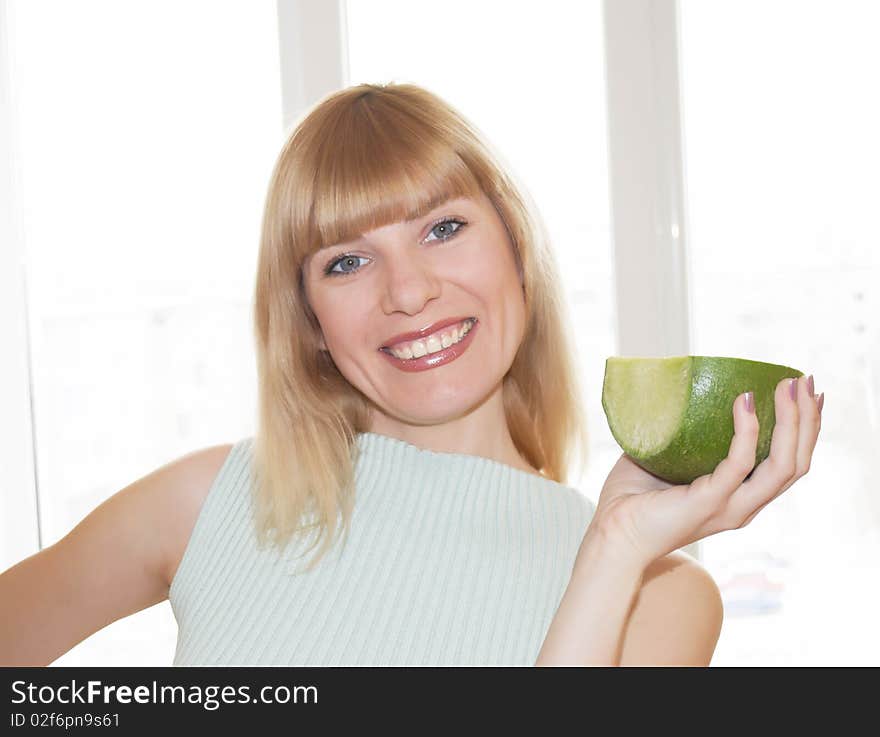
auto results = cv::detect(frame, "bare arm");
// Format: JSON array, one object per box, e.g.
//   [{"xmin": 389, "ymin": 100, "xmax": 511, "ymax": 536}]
[
  {"xmin": 535, "ymin": 527, "xmax": 644, "ymax": 666},
  {"xmin": 618, "ymin": 550, "xmax": 723, "ymax": 666},
  {"xmin": 0, "ymin": 444, "xmax": 232, "ymax": 666},
  {"xmin": 535, "ymin": 528, "xmax": 723, "ymax": 666}
]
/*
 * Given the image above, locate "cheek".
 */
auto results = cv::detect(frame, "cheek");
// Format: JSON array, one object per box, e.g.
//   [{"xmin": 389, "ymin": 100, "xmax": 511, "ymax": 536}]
[
  {"xmin": 464, "ymin": 242, "xmax": 524, "ymax": 310},
  {"xmin": 308, "ymin": 278, "xmax": 361, "ymax": 332},
  {"xmin": 319, "ymin": 309, "xmax": 358, "ymax": 355}
]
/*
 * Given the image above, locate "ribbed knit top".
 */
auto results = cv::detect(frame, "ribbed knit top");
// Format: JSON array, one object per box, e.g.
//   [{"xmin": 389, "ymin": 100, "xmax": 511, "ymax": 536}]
[{"xmin": 169, "ymin": 432, "xmax": 596, "ymax": 666}]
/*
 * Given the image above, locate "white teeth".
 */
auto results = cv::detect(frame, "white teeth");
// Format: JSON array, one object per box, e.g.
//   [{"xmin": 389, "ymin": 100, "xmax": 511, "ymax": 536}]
[{"xmin": 387, "ymin": 318, "xmax": 475, "ymax": 360}]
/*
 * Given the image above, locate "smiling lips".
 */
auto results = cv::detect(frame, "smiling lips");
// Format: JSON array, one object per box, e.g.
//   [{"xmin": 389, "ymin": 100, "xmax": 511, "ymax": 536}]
[
  {"xmin": 382, "ymin": 318, "xmax": 476, "ymax": 359},
  {"xmin": 379, "ymin": 317, "xmax": 479, "ymax": 372},
  {"xmin": 381, "ymin": 315, "xmax": 474, "ymax": 349}
]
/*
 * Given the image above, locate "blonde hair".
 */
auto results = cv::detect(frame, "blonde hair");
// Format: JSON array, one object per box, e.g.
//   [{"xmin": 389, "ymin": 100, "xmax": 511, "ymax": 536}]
[{"xmin": 252, "ymin": 82, "xmax": 589, "ymax": 572}]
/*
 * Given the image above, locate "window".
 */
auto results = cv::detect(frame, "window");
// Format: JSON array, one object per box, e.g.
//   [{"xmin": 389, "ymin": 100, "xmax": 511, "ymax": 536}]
[
  {"xmin": 680, "ymin": 0, "xmax": 880, "ymax": 665},
  {"xmin": 6, "ymin": 0, "xmax": 282, "ymax": 665}
]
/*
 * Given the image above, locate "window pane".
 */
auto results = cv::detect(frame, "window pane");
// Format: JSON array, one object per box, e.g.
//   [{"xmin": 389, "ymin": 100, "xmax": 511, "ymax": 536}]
[
  {"xmin": 680, "ymin": 0, "xmax": 880, "ymax": 665},
  {"xmin": 346, "ymin": 0, "xmax": 618, "ymax": 494},
  {"xmin": 8, "ymin": 0, "xmax": 281, "ymax": 665}
]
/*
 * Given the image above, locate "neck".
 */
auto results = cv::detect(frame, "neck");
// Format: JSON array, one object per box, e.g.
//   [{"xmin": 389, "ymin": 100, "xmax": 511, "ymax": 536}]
[{"xmin": 366, "ymin": 384, "xmax": 543, "ymax": 478}]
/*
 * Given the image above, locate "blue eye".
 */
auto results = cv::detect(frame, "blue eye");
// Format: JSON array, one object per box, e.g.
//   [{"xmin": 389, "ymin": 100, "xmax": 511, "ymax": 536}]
[
  {"xmin": 425, "ymin": 217, "xmax": 466, "ymax": 242},
  {"xmin": 322, "ymin": 216, "xmax": 467, "ymax": 278},
  {"xmin": 325, "ymin": 254, "xmax": 368, "ymax": 276}
]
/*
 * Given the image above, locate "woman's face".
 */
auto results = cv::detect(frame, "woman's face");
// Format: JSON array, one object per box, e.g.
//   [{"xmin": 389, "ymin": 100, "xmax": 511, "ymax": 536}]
[{"xmin": 303, "ymin": 191, "xmax": 526, "ymax": 426}]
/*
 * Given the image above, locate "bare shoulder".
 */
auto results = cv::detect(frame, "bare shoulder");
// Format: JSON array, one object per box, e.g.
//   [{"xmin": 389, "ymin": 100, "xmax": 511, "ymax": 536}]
[
  {"xmin": 156, "ymin": 443, "xmax": 235, "ymax": 590},
  {"xmin": 619, "ymin": 550, "xmax": 724, "ymax": 666}
]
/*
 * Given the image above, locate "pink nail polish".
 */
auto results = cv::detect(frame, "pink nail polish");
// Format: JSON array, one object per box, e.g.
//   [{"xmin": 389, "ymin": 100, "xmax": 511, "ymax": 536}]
[
  {"xmin": 817, "ymin": 392, "xmax": 824, "ymax": 414},
  {"xmin": 789, "ymin": 378, "xmax": 798, "ymax": 401}
]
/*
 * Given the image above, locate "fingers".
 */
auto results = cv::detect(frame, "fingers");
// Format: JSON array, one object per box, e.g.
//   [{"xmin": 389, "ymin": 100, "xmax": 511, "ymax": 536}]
[
  {"xmin": 727, "ymin": 375, "xmax": 818, "ymax": 529},
  {"xmin": 738, "ymin": 374, "xmax": 823, "ymax": 525},
  {"xmin": 785, "ymin": 374, "xmax": 821, "ymax": 486},
  {"xmin": 760, "ymin": 376, "xmax": 801, "ymax": 481},
  {"xmin": 698, "ymin": 389, "xmax": 761, "ymax": 501},
  {"xmin": 679, "ymin": 374, "xmax": 822, "ymax": 537}
]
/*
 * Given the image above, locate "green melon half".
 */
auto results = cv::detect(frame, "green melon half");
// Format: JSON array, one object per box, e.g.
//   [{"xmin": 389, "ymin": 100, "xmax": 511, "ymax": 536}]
[{"xmin": 601, "ymin": 356, "xmax": 804, "ymax": 485}]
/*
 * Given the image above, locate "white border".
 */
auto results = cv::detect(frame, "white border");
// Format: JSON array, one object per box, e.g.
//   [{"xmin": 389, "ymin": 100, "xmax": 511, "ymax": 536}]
[{"xmin": 0, "ymin": 0, "xmax": 41, "ymax": 569}]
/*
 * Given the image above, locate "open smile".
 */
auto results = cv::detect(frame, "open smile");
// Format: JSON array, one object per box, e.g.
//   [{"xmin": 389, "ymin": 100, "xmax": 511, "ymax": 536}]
[{"xmin": 379, "ymin": 318, "xmax": 479, "ymax": 373}]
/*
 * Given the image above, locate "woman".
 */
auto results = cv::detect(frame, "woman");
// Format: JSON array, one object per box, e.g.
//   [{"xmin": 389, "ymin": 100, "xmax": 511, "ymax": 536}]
[{"xmin": 0, "ymin": 83, "xmax": 823, "ymax": 666}]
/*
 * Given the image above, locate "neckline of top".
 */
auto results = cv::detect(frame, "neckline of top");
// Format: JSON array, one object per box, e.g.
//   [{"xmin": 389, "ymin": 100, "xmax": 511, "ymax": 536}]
[{"xmin": 355, "ymin": 431, "xmax": 578, "ymax": 494}]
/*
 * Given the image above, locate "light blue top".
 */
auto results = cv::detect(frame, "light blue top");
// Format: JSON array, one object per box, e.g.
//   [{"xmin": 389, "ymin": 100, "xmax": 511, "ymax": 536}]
[{"xmin": 169, "ymin": 431, "xmax": 595, "ymax": 666}]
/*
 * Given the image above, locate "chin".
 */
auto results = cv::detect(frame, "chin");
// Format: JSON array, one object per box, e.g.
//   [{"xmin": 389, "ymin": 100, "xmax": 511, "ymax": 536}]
[{"xmin": 379, "ymin": 383, "xmax": 494, "ymax": 425}]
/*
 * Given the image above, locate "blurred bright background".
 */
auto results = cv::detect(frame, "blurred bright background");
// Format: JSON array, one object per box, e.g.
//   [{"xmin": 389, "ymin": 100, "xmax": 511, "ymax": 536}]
[{"xmin": 1, "ymin": 0, "xmax": 877, "ymax": 666}]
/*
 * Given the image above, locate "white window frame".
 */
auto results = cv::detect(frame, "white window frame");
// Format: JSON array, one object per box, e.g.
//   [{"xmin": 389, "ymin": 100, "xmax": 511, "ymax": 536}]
[{"xmin": 276, "ymin": 0, "xmax": 349, "ymax": 132}]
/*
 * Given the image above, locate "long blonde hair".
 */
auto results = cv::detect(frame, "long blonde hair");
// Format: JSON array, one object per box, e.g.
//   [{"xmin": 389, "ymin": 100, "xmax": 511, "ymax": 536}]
[{"xmin": 252, "ymin": 82, "xmax": 589, "ymax": 572}]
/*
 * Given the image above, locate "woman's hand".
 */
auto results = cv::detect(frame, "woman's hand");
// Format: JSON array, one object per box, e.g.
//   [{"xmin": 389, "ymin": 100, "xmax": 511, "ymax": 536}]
[{"xmin": 590, "ymin": 374, "xmax": 823, "ymax": 569}]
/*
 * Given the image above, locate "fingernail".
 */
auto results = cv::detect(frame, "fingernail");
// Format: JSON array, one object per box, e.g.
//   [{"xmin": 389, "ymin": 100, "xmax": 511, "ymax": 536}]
[
  {"xmin": 745, "ymin": 391, "xmax": 754, "ymax": 413},
  {"xmin": 817, "ymin": 392, "xmax": 824, "ymax": 414},
  {"xmin": 807, "ymin": 374, "xmax": 814, "ymax": 397},
  {"xmin": 789, "ymin": 378, "xmax": 798, "ymax": 401}
]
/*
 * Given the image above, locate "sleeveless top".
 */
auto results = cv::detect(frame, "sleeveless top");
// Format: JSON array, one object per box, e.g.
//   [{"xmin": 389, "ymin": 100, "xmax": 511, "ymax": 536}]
[{"xmin": 169, "ymin": 431, "xmax": 596, "ymax": 666}]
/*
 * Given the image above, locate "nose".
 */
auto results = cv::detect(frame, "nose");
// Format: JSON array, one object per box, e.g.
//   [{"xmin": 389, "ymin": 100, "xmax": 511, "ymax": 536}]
[{"xmin": 379, "ymin": 248, "xmax": 442, "ymax": 315}]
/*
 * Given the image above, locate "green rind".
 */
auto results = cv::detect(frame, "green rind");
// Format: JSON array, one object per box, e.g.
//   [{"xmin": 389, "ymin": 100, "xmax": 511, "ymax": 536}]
[{"xmin": 601, "ymin": 356, "xmax": 804, "ymax": 485}]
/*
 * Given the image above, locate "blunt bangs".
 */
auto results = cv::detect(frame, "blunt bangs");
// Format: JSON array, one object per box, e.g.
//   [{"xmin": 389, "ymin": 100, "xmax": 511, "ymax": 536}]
[{"xmin": 302, "ymin": 96, "xmax": 486, "ymax": 254}]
